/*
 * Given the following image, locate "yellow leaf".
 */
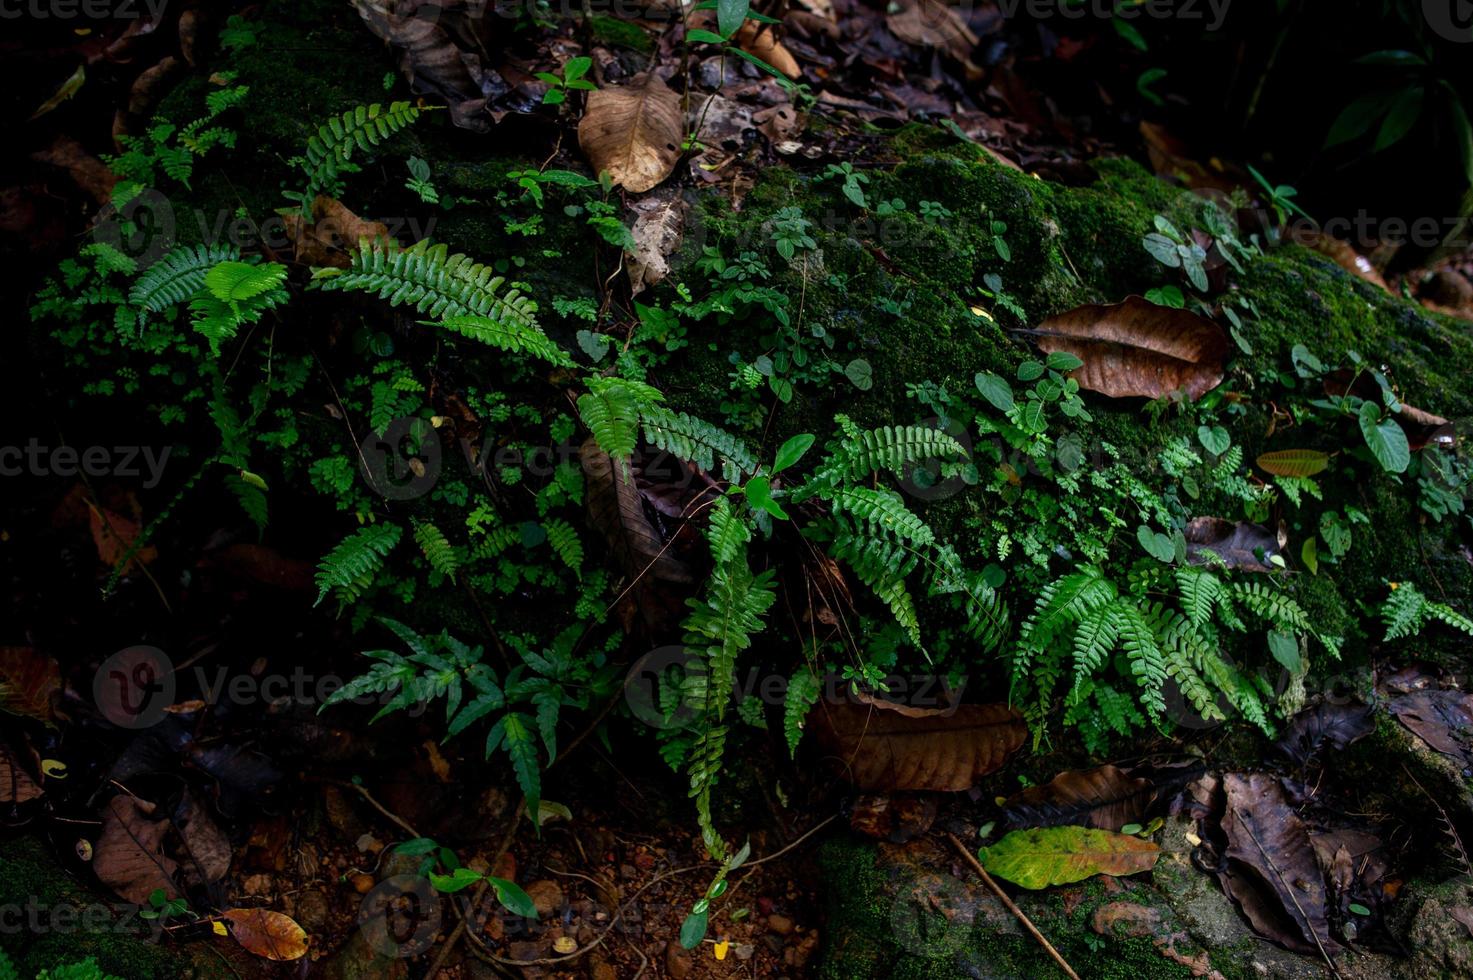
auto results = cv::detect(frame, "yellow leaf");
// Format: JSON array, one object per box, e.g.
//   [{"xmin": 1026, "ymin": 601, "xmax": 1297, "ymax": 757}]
[
  {"xmin": 714, "ymin": 940, "xmax": 729, "ymax": 960},
  {"xmin": 212, "ymin": 921, "xmax": 228, "ymax": 936}
]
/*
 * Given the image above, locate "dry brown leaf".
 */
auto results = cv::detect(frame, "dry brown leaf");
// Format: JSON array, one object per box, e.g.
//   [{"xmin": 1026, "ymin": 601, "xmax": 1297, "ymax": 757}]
[
  {"xmin": 1297, "ymin": 230, "xmax": 1388, "ymax": 291},
  {"xmin": 94, "ymin": 795, "xmax": 179, "ymax": 905},
  {"xmin": 625, "ymin": 186, "xmax": 689, "ymax": 296},
  {"xmin": 1002, "ymin": 764, "xmax": 1153, "ymax": 831},
  {"xmin": 0, "ymin": 647, "xmax": 61, "ymax": 726},
  {"xmin": 222, "ymin": 908, "xmax": 310, "ymax": 960},
  {"xmin": 31, "ymin": 136, "xmax": 117, "ymax": 205},
  {"xmin": 1032, "ymin": 295, "xmax": 1229, "ymax": 401},
  {"xmin": 176, "ymin": 792, "xmax": 232, "ymax": 885},
  {"xmin": 578, "ymin": 72, "xmax": 683, "ymax": 194},
  {"xmin": 284, "ymin": 196, "xmax": 392, "ymax": 268},
  {"xmin": 847, "ymin": 794, "xmax": 937, "ymax": 842},
  {"xmin": 811, "ymin": 691, "xmax": 1025, "ymax": 792},
  {"xmin": 1183, "ymin": 517, "xmax": 1283, "ymax": 573},
  {"xmin": 89, "ymin": 503, "xmax": 158, "ymax": 574},
  {"xmin": 735, "ymin": 23, "xmax": 800, "ymax": 79},
  {"xmin": 354, "ymin": 0, "xmax": 502, "ymax": 132},
  {"xmin": 0, "ymin": 742, "xmax": 43, "ymax": 804},
  {"xmin": 886, "ymin": 0, "xmax": 978, "ymax": 62}
]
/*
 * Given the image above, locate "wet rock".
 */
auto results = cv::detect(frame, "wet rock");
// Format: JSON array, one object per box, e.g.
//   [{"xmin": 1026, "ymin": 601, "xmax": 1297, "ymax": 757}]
[
  {"xmin": 665, "ymin": 938, "xmax": 694, "ymax": 979},
  {"xmin": 526, "ymin": 879, "xmax": 564, "ymax": 916}
]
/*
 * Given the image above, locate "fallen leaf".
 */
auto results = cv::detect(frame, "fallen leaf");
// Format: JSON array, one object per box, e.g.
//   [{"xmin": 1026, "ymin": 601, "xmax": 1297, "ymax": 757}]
[
  {"xmin": 1031, "ymin": 296, "xmax": 1229, "ymax": 401},
  {"xmin": 94, "ymin": 795, "xmax": 179, "ymax": 905},
  {"xmin": 31, "ymin": 136, "xmax": 117, "ymax": 205},
  {"xmin": 578, "ymin": 72, "xmax": 683, "ymax": 194},
  {"xmin": 0, "ymin": 648, "xmax": 61, "ymax": 725},
  {"xmin": 1451, "ymin": 906, "xmax": 1473, "ymax": 940},
  {"xmin": 354, "ymin": 0, "xmax": 504, "ymax": 131},
  {"xmin": 88, "ymin": 502, "xmax": 158, "ymax": 574},
  {"xmin": 810, "ymin": 692, "xmax": 1025, "ymax": 792},
  {"xmin": 1386, "ymin": 689, "xmax": 1473, "ymax": 767},
  {"xmin": 847, "ymin": 794, "xmax": 938, "ymax": 842},
  {"xmin": 735, "ymin": 23, "xmax": 800, "ymax": 79},
  {"xmin": 625, "ymin": 186, "xmax": 689, "ymax": 296},
  {"xmin": 31, "ymin": 64, "xmax": 86, "ymax": 122},
  {"xmin": 222, "ymin": 908, "xmax": 309, "ymax": 960},
  {"xmin": 1218, "ymin": 773, "xmax": 1338, "ymax": 955},
  {"xmin": 1003, "ymin": 764, "xmax": 1154, "ymax": 831},
  {"xmin": 979, "ymin": 826, "xmax": 1160, "ymax": 890},
  {"xmin": 1256, "ymin": 449, "xmax": 1330, "ymax": 478},
  {"xmin": 175, "ymin": 792, "xmax": 232, "ymax": 885},
  {"xmin": 1275, "ymin": 702, "xmax": 1375, "ymax": 765},
  {"xmin": 1299, "ymin": 230, "xmax": 1388, "ymax": 291},
  {"xmin": 0, "ymin": 743, "xmax": 43, "ymax": 804},
  {"xmin": 284, "ymin": 196, "xmax": 392, "ymax": 268},
  {"xmin": 886, "ymin": 0, "xmax": 978, "ymax": 62},
  {"xmin": 1183, "ymin": 518, "xmax": 1283, "ymax": 573}
]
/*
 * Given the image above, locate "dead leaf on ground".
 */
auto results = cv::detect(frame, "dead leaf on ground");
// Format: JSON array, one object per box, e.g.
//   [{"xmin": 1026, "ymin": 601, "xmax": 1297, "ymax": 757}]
[
  {"xmin": 578, "ymin": 72, "xmax": 683, "ymax": 194},
  {"xmin": 886, "ymin": 0, "xmax": 978, "ymax": 63},
  {"xmin": 1003, "ymin": 764, "xmax": 1153, "ymax": 831},
  {"xmin": 1218, "ymin": 773, "xmax": 1338, "ymax": 955},
  {"xmin": 222, "ymin": 908, "xmax": 309, "ymax": 960},
  {"xmin": 31, "ymin": 136, "xmax": 117, "ymax": 205},
  {"xmin": 0, "ymin": 647, "xmax": 61, "ymax": 726},
  {"xmin": 1183, "ymin": 517, "xmax": 1283, "ymax": 573},
  {"xmin": 354, "ymin": 0, "xmax": 505, "ymax": 131},
  {"xmin": 89, "ymin": 502, "xmax": 158, "ymax": 574},
  {"xmin": 1138, "ymin": 122, "xmax": 1239, "ymax": 194},
  {"xmin": 95, "ymin": 795, "xmax": 179, "ymax": 905},
  {"xmin": 1032, "ymin": 296, "xmax": 1229, "ymax": 401},
  {"xmin": 847, "ymin": 794, "xmax": 937, "ymax": 842},
  {"xmin": 0, "ymin": 743, "xmax": 43, "ymax": 805},
  {"xmin": 810, "ymin": 691, "xmax": 1025, "ymax": 792},
  {"xmin": 1451, "ymin": 906, "xmax": 1473, "ymax": 940},
  {"xmin": 1275, "ymin": 701, "xmax": 1375, "ymax": 765},
  {"xmin": 735, "ymin": 23, "xmax": 800, "ymax": 79},
  {"xmin": 1386, "ymin": 688, "xmax": 1473, "ymax": 767},
  {"xmin": 284, "ymin": 196, "xmax": 392, "ymax": 268},
  {"xmin": 625, "ymin": 186, "xmax": 689, "ymax": 296},
  {"xmin": 175, "ymin": 792, "xmax": 232, "ymax": 885},
  {"xmin": 1298, "ymin": 230, "xmax": 1388, "ymax": 291}
]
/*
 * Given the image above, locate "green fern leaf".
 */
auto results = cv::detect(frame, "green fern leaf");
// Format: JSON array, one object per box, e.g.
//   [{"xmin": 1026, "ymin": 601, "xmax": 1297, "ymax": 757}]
[
  {"xmin": 434, "ymin": 314, "xmax": 571, "ymax": 366},
  {"xmin": 129, "ymin": 243, "xmax": 242, "ymax": 313},
  {"xmin": 315, "ymin": 522, "xmax": 402, "ymax": 607},
  {"xmin": 314, "ymin": 239, "xmax": 540, "ymax": 327},
  {"xmin": 641, "ymin": 406, "xmax": 758, "ymax": 482},
  {"xmin": 783, "ymin": 668, "xmax": 821, "ymax": 757},
  {"xmin": 413, "ymin": 521, "xmax": 461, "ymax": 578},
  {"xmin": 543, "ymin": 518, "xmax": 584, "ymax": 577},
  {"xmin": 302, "ymin": 101, "xmax": 425, "ymax": 189}
]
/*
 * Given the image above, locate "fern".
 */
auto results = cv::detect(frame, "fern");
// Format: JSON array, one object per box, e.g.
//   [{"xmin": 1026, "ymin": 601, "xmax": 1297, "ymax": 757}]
[
  {"xmin": 1115, "ymin": 601, "xmax": 1169, "ymax": 721},
  {"xmin": 129, "ymin": 242, "xmax": 242, "ymax": 314},
  {"xmin": 313, "ymin": 239, "xmax": 541, "ymax": 327},
  {"xmin": 796, "ymin": 422, "xmax": 968, "ymax": 498},
  {"xmin": 413, "ymin": 521, "xmax": 461, "ymax": 578},
  {"xmin": 314, "ymin": 522, "xmax": 403, "ymax": 607},
  {"xmin": 435, "ymin": 314, "xmax": 571, "ymax": 366},
  {"xmin": 1175, "ymin": 566, "xmax": 1227, "ymax": 629},
  {"xmin": 225, "ymin": 473, "xmax": 268, "ymax": 533},
  {"xmin": 0, "ymin": 949, "xmax": 16, "ymax": 980},
  {"xmin": 1381, "ymin": 582, "xmax": 1473, "ymax": 640},
  {"xmin": 542, "ymin": 518, "xmax": 584, "ymax": 577},
  {"xmin": 783, "ymin": 668, "xmax": 821, "ymax": 757},
  {"xmin": 1232, "ymin": 581, "xmax": 1309, "ymax": 632},
  {"xmin": 578, "ymin": 376, "xmax": 665, "ymax": 458},
  {"xmin": 641, "ymin": 406, "xmax": 757, "ymax": 482},
  {"xmin": 494, "ymin": 712, "xmax": 542, "ymax": 819},
  {"xmin": 300, "ymin": 101, "xmax": 425, "ymax": 194},
  {"xmin": 188, "ymin": 260, "xmax": 289, "ymax": 353},
  {"xmin": 1069, "ymin": 602, "xmax": 1122, "ymax": 694}
]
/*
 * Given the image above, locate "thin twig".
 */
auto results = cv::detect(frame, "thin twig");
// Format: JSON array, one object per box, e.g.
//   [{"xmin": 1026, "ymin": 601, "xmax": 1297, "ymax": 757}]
[{"xmin": 944, "ymin": 832, "xmax": 1082, "ymax": 980}]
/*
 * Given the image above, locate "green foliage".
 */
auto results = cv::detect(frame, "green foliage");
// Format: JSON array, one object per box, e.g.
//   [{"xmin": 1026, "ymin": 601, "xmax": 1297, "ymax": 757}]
[
  {"xmin": 296, "ymin": 101, "xmax": 426, "ymax": 204},
  {"xmin": 1380, "ymin": 582, "xmax": 1473, "ymax": 641},
  {"xmin": 34, "ymin": 960, "xmax": 123, "ymax": 980},
  {"xmin": 535, "ymin": 56, "xmax": 596, "ymax": 105},
  {"xmin": 107, "ymin": 81, "xmax": 248, "ymax": 191},
  {"xmin": 783, "ymin": 668, "xmax": 821, "ymax": 757},
  {"xmin": 129, "ymin": 243, "xmax": 242, "ymax": 316},
  {"xmin": 641, "ymin": 406, "xmax": 757, "ymax": 482},
  {"xmin": 413, "ymin": 521, "xmax": 462, "ymax": 578},
  {"xmin": 188, "ymin": 260, "xmax": 289, "ymax": 354},
  {"xmin": 314, "ymin": 522, "xmax": 403, "ymax": 607}
]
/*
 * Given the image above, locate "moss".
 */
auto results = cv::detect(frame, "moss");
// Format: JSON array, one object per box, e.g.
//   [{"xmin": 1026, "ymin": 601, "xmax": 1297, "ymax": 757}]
[
  {"xmin": 590, "ymin": 14, "xmax": 655, "ymax": 51},
  {"xmin": 0, "ymin": 836, "xmax": 229, "ymax": 979}
]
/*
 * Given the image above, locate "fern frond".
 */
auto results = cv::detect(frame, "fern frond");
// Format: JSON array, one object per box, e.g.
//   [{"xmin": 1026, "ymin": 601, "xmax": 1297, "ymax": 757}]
[
  {"xmin": 826, "ymin": 486, "xmax": 934, "ymax": 547},
  {"xmin": 129, "ymin": 242, "xmax": 242, "ymax": 313},
  {"xmin": 783, "ymin": 669, "xmax": 821, "ymax": 757},
  {"xmin": 413, "ymin": 521, "xmax": 461, "ymax": 578},
  {"xmin": 797, "ymin": 424, "xmax": 967, "ymax": 497},
  {"xmin": 302, "ymin": 101, "xmax": 424, "ymax": 188},
  {"xmin": 314, "ymin": 239, "xmax": 541, "ymax": 327},
  {"xmin": 1147, "ymin": 605, "xmax": 1226, "ymax": 725},
  {"xmin": 432, "ymin": 313, "xmax": 570, "ymax": 366},
  {"xmin": 1175, "ymin": 566, "xmax": 1227, "ymax": 629},
  {"xmin": 315, "ymin": 522, "xmax": 403, "ymax": 607},
  {"xmin": 1115, "ymin": 600, "xmax": 1168, "ymax": 721},
  {"xmin": 641, "ymin": 406, "xmax": 757, "ymax": 482},
  {"xmin": 1381, "ymin": 582, "xmax": 1473, "ymax": 640},
  {"xmin": 577, "ymin": 376, "xmax": 664, "ymax": 458},
  {"xmin": 542, "ymin": 518, "xmax": 584, "ymax": 577},
  {"xmin": 1069, "ymin": 602, "xmax": 1122, "ymax": 694},
  {"xmin": 1233, "ymin": 581, "xmax": 1309, "ymax": 632},
  {"xmin": 498, "ymin": 712, "xmax": 542, "ymax": 817},
  {"xmin": 1017, "ymin": 567, "xmax": 1116, "ymax": 676}
]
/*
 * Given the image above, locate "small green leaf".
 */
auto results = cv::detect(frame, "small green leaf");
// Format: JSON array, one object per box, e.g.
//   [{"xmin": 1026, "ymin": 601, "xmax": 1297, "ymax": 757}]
[
  {"xmin": 1358, "ymin": 402, "xmax": 1410, "ymax": 473},
  {"xmin": 975, "ymin": 371, "xmax": 1015, "ymax": 413},
  {"xmin": 1016, "ymin": 360, "xmax": 1045, "ymax": 382},
  {"xmin": 744, "ymin": 475, "xmax": 788, "ymax": 520},
  {"xmin": 679, "ymin": 909, "xmax": 709, "ymax": 949},
  {"xmin": 1267, "ymin": 630, "xmax": 1301, "ymax": 673},
  {"xmin": 1349, "ymin": 902, "xmax": 1371, "ymax": 916},
  {"xmin": 772, "ymin": 433, "xmax": 815, "ymax": 474},
  {"xmin": 1119, "ymin": 823, "xmax": 1143, "ymax": 836},
  {"xmin": 1045, "ymin": 351, "xmax": 1083, "ymax": 373},
  {"xmin": 687, "ymin": 28, "xmax": 728, "ymax": 44},
  {"xmin": 1300, "ymin": 536, "xmax": 1319, "ymax": 576},
  {"xmin": 487, "ymin": 876, "xmax": 540, "ymax": 918},
  {"xmin": 1197, "ymin": 425, "xmax": 1231, "ymax": 456},
  {"xmin": 844, "ymin": 358, "xmax": 874, "ymax": 390}
]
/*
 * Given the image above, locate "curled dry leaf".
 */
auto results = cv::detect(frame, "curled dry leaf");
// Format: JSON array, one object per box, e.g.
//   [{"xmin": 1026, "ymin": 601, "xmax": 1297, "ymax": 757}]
[
  {"xmin": 1183, "ymin": 517, "xmax": 1283, "ymax": 573},
  {"xmin": 94, "ymin": 795, "xmax": 179, "ymax": 905},
  {"xmin": 0, "ymin": 742, "xmax": 43, "ymax": 804},
  {"xmin": 1218, "ymin": 773, "xmax": 1337, "ymax": 955},
  {"xmin": 847, "ymin": 794, "xmax": 938, "ymax": 842},
  {"xmin": 578, "ymin": 72, "xmax": 683, "ymax": 194},
  {"xmin": 1032, "ymin": 296, "xmax": 1229, "ymax": 401},
  {"xmin": 1275, "ymin": 701, "xmax": 1375, "ymax": 766},
  {"xmin": 354, "ymin": 0, "xmax": 503, "ymax": 132},
  {"xmin": 810, "ymin": 691, "xmax": 1025, "ymax": 792},
  {"xmin": 284, "ymin": 196, "xmax": 392, "ymax": 268},
  {"xmin": 886, "ymin": 0, "xmax": 978, "ymax": 62},
  {"xmin": 1299, "ymin": 230, "xmax": 1388, "ymax": 291},
  {"xmin": 979, "ymin": 826, "xmax": 1160, "ymax": 890},
  {"xmin": 735, "ymin": 23, "xmax": 800, "ymax": 79},
  {"xmin": 625, "ymin": 186, "xmax": 689, "ymax": 296},
  {"xmin": 222, "ymin": 908, "xmax": 310, "ymax": 961},
  {"xmin": 1003, "ymin": 764, "xmax": 1153, "ymax": 831},
  {"xmin": 0, "ymin": 647, "xmax": 61, "ymax": 726}
]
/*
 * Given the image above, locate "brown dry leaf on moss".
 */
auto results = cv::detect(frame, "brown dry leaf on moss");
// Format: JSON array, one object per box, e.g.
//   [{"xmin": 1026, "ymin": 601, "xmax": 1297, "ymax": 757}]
[
  {"xmin": 0, "ymin": 742, "xmax": 43, "ymax": 804},
  {"xmin": 222, "ymin": 908, "xmax": 309, "ymax": 960},
  {"xmin": 1183, "ymin": 517, "xmax": 1283, "ymax": 572},
  {"xmin": 811, "ymin": 691, "xmax": 1025, "ymax": 792},
  {"xmin": 1032, "ymin": 295, "xmax": 1229, "ymax": 401},
  {"xmin": 625, "ymin": 186, "xmax": 688, "ymax": 296},
  {"xmin": 1299, "ymin": 230, "xmax": 1388, "ymax": 291},
  {"xmin": 0, "ymin": 647, "xmax": 61, "ymax": 726},
  {"xmin": 94, "ymin": 795, "xmax": 179, "ymax": 905},
  {"xmin": 284, "ymin": 196, "xmax": 392, "ymax": 268},
  {"xmin": 578, "ymin": 72, "xmax": 683, "ymax": 194},
  {"xmin": 1002, "ymin": 764, "xmax": 1153, "ymax": 831},
  {"xmin": 886, "ymin": 0, "xmax": 978, "ymax": 62},
  {"xmin": 88, "ymin": 502, "xmax": 157, "ymax": 574}
]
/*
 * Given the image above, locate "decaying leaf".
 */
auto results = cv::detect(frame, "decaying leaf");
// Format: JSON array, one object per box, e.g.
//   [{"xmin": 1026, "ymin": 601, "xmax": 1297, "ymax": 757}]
[
  {"xmin": 1003, "ymin": 764, "xmax": 1154, "ymax": 831},
  {"xmin": 1183, "ymin": 517, "xmax": 1283, "ymax": 572},
  {"xmin": 94, "ymin": 795, "xmax": 179, "ymax": 905},
  {"xmin": 625, "ymin": 186, "xmax": 689, "ymax": 296},
  {"xmin": 222, "ymin": 908, "xmax": 309, "ymax": 960},
  {"xmin": 1218, "ymin": 773, "xmax": 1338, "ymax": 955},
  {"xmin": 1255, "ymin": 449, "xmax": 1330, "ymax": 478},
  {"xmin": 1031, "ymin": 296, "xmax": 1229, "ymax": 401},
  {"xmin": 578, "ymin": 72, "xmax": 683, "ymax": 194},
  {"xmin": 1386, "ymin": 688, "xmax": 1473, "ymax": 768},
  {"xmin": 175, "ymin": 792, "xmax": 232, "ymax": 885},
  {"xmin": 1275, "ymin": 701, "xmax": 1375, "ymax": 765},
  {"xmin": 886, "ymin": 0, "xmax": 978, "ymax": 62},
  {"xmin": 354, "ymin": 0, "xmax": 503, "ymax": 131},
  {"xmin": 1299, "ymin": 230, "xmax": 1388, "ymax": 291},
  {"xmin": 979, "ymin": 825, "xmax": 1160, "ymax": 890},
  {"xmin": 0, "ymin": 647, "xmax": 61, "ymax": 726},
  {"xmin": 89, "ymin": 502, "xmax": 158, "ymax": 574},
  {"xmin": 0, "ymin": 743, "xmax": 43, "ymax": 805},
  {"xmin": 735, "ymin": 23, "xmax": 800, "ymax": 79},
  {"xmin": 810, "ymin": 692, "xmax": 1025, "ymax": 792},
  {"xmin": 284, "ymin": 196, "xmax": 392, "ymax": 268},
  {"xmin": 847, "ymin": 794, "xmax": 938, "ymax": 842}
]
